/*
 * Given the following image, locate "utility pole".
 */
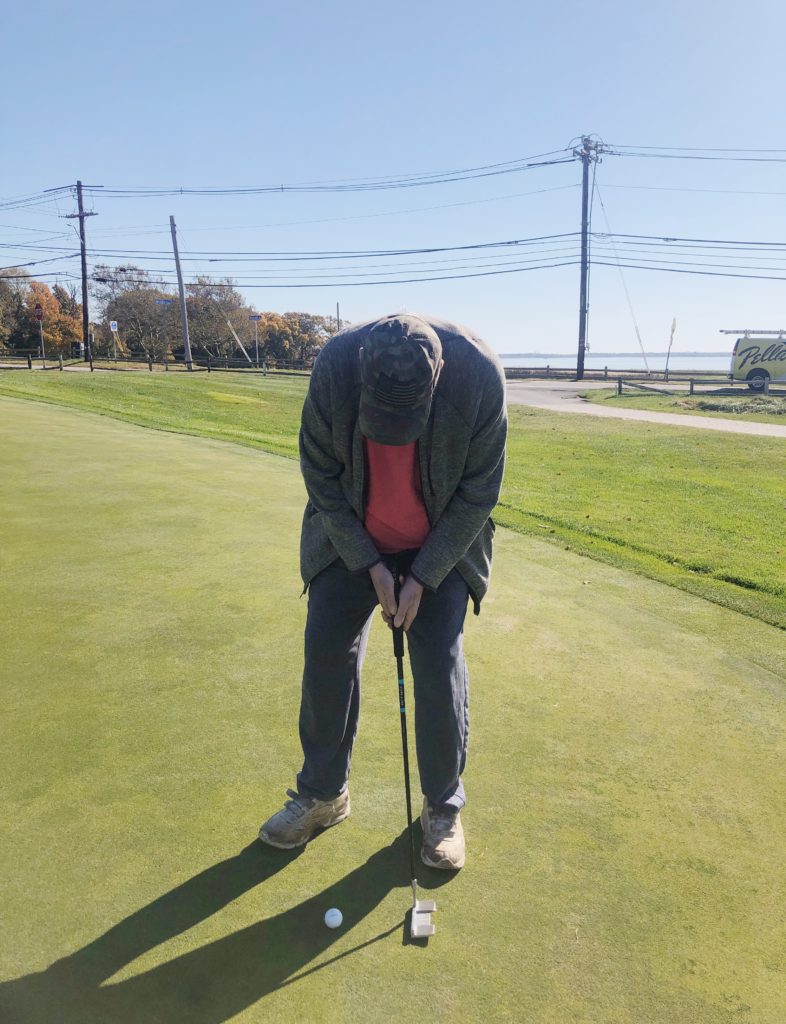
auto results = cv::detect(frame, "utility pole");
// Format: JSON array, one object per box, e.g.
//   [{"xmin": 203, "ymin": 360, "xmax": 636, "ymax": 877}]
[
  {"xmin": 170, "ymin": 216, "xmax": 193, "ymax": 369},
  {"xmin": 337, "ymin": 302, "xmax": 340, "ymax": 332},
  {"xmin": 571, "ymin": 137, "xmax": 612, "ymax": 380},
  {"xmin": 63, "ymin": 182, "xmax": 98, "ymax": 361}
]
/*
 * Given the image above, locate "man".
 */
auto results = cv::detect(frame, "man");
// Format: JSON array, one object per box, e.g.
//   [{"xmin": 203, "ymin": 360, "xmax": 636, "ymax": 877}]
[{"xmin": 259, "ymin": 313, "xmax": 506, "ymax": 869}]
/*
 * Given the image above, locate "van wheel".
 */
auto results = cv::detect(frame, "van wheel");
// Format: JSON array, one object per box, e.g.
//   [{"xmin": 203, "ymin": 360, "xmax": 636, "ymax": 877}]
[{"xmin": 746, "ymin": 370, "xmax": 770, "ymax": 391}]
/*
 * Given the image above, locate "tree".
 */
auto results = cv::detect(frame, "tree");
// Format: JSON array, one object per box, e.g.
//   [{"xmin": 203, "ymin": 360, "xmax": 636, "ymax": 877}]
[
  {"xmin": 0, "ymin": 274, "xmax": 82, "ymax": 356},
  {"xmin": 92, "ymin": 265, "xmax": 178, "ymax": 358},
  {"xmin": 0, "ymin": 269, "xmax": 29, "ymax": 351},
  {"xmin": 75, "ymin": 262, "xmax": 338, "ymax": 363},
  {"xmin": 185, "ymin": 277, "xmax": 257, "ymax": 360},
  {"xmin": 53, "ymin": 284, "xmax": 80, "ymax": 319},
  {"xmin": 281, "ymin": 312, "xmax": 337, "ymax": 361},
  {"xmin": 239, "ymin": 311, "xmax": 337, "ymax": 363},
  {"xmin": 91, "ymin": 264, "xmax": 162, "ymax": 316}
]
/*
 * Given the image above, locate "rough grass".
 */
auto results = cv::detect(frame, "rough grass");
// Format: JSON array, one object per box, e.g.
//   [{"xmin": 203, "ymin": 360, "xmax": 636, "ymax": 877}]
[
  {"xmin": 581, "ymin": 386, "xmax": 786, "ymax": 424},
  {"xmin": 498, "ymin": 405, "xmax": 786, "ymax": 630},
  {"xmin": 0, "ymin": 369, "xmax": 305, "ymax": 458},
  {"xmin": 2, "ymin": 369, "xmax": 784, "ymax": 630},
  {"xmin": 2, "ymin": 399, "xmax": 785, "ymax": 1023}
]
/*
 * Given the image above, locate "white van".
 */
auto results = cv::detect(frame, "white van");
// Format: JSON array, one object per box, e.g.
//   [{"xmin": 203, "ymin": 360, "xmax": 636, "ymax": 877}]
[{"xmin": 728, "ymin": 333, "xmax": 786, "ymax": 390}]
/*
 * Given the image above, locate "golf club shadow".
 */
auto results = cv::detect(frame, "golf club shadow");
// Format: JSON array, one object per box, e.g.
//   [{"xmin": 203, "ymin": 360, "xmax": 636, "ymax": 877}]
[{"xmin": 0, "ymin": 830, "xmax": 413, "ymax": 1024}]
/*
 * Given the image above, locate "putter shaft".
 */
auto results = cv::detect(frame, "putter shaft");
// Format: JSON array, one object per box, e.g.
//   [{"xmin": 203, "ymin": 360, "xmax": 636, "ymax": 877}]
[{"xmin": 393, "ymin": 574, "xmax": 436, "ymax": 938}]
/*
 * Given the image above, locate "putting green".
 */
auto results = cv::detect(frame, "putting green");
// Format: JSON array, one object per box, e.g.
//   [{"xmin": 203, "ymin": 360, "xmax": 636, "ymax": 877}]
[{"xmin": 1, "ymin": 396, "xmax": 784, "ymax": 1024}]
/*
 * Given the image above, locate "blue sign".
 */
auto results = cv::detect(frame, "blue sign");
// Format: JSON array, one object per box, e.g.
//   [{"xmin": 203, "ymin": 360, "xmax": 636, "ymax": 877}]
[
  {"xmin": 109, "ymin": 321, "xmax": 117, "ymax": 332},
  {"xmin": 156, "ymin": 299, "xmax": 173, "ymax": 306},
  {"xmin": 249, "ymin": 315, "xmax": 263, "ymax": 320}
]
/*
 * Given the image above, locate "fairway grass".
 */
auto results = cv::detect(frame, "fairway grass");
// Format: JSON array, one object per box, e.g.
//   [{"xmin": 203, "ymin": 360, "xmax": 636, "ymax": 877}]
[
  {"xmin": 2, "ymin": 399, "xmax": 785, "ymax": 1023},
  {"xmin": 2, "ymin": 370, "xmax": 785, "ymax": 633}
]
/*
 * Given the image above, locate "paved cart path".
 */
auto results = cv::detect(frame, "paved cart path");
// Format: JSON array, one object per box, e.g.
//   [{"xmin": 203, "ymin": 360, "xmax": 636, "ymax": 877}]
[
  {"xmin": 2, "ymin": 396, "xmax": 785, "ymax": 1024},
  {"xmin": 507, "ymin": 380, "xmax": 786, "ymax": 437}
]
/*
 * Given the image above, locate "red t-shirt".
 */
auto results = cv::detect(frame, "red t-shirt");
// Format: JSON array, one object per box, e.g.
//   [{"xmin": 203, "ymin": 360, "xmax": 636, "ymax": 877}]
[{"xmin": 363, "ymin": 438, "xmax": 431, "ymax": 554}]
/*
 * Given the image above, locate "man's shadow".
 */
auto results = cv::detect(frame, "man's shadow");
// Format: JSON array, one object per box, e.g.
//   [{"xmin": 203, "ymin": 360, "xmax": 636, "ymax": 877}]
[{"xmin": 0, "ymin": 829, "xmax": 453, "ymax": 1024}]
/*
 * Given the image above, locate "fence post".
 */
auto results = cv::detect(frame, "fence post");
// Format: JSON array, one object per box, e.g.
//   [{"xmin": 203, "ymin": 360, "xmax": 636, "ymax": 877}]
[
  {"xmin": 148, "ymin": 355, "xmax": 153, "ymax": 371},
  {"xmin": 664, "ymin": 367, "xmax": 669, "ymax": 383},
  {"xmin": 604, "ymin": 365, "xmax": 608, "ymax": 379},
  {"xmin": 263, "ymin": 359, "xmax": 267, "ymax": 376},
  {"xmin": 27, "ymin": 354, "xmax": 32, "ymax": 369},
  {"xmin": 207, "ymin": 355, "xmax": 211, "ymax": 372},
  {"xmin": 617, "ymin": 377, "xmax": 622, "ymax": 396},
  {"xmin": 59, "ymin": 354, "xmax": 63, "ymax": 371},
  {"xmin": 689, "ymin": 378, "xmax": 694, "ymax": 395},
  {"xmin": 764, "ymin": 377, "xmax": 770, "ymax": 394}
]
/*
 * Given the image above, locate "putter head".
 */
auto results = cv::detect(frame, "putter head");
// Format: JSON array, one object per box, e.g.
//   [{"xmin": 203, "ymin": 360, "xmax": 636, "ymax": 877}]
[{"xmin": 411, "ymin": 898, "xmax": 437, "ymax": 938}]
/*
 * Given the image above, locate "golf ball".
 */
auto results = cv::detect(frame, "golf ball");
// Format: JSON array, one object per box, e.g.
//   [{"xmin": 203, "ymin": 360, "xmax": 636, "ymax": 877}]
[{"xmin": 324, "ymin": 908, "xmax": 343, "ymax": 929}]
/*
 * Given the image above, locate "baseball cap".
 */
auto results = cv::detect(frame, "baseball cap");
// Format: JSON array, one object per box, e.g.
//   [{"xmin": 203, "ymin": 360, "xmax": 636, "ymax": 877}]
[{"xmin": 358, "ymin": 314, "xmax": 442, "ymax": 445}]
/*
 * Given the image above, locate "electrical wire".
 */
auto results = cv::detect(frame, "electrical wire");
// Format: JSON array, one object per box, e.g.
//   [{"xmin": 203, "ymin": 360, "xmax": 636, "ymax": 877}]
[
  {"xmin": 84, "ymin": 259, "xmax": 584, "ymax": 289},
  {"xmin": 615, "ymin": 151, "xmax": 786, "ymax": 163},
  {"xmin": 597, "ymin": 231, "xmax": 786, "ymax": 247},
  {"xmin": 612, "ymin": 145, "xmax": 786, "ymax": 153},
  {"xmin": 601, "ymin": 184, "xmax": 786, "ymax": 197},
  {"xmin": 0, "ymin": 232, "xmax": 581, "ymax": 261},
  {"xmin": 594, "ymin": 185, "xmax": 649, "ymax": 371},
  {"xmin": 592, "ymin": 261, "xmax": 786, "ymax": 283},
  {"xmin": 9, "ymin": 229, "xmax": 785, "ymax": 262},
  {"xmin": 0, "ymin": 151, "xmax": 576, "ymax": 211}
]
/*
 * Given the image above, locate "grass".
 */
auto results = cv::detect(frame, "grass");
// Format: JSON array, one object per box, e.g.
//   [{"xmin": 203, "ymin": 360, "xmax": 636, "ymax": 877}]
[
  {"xmin": 2, "ymin": 369, "xmax": 784, "ymax": 631},
  {"xmin": 0, "ymin": 368, "xmax": 306, "ymax": 458},
  {"xmin": 581, "ymin": 386, "xmax": 786, "ymax": 425},
  {"xmin": 498, "ymin": 405, "xmax": 786, "ymax": 630},
  {"xmin": 2, "ymin": 398, "xmax": 785, "ymax": 1023}
]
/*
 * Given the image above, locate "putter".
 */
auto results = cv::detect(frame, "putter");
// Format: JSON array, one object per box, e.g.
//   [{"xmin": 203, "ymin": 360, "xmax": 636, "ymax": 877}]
[{"xmin": 393, "ymin": 575, "xmax": 436, "ymax": 939}]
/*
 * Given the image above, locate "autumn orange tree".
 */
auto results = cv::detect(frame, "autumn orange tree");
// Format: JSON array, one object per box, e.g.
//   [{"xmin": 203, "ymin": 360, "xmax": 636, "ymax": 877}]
[
  {"xmin": 0, "ymin": 275, "xmax": 82, "ymax": 356},
  {"xmin": 256, "ymin": 311, "xmax": 337, "ymax": 361}
]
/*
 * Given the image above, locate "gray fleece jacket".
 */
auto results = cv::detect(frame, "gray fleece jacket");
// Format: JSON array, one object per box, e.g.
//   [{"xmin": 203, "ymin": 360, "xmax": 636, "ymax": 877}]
[{"xmin": 299, "ymin": 314, "xmax": 507, "ymax": 612}]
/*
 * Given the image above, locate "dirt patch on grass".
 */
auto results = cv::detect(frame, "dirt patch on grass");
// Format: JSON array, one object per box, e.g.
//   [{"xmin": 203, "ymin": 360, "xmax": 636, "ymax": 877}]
[{"xmin": 675, "ymin": 396, "xmax": 786, "ymax": 416}]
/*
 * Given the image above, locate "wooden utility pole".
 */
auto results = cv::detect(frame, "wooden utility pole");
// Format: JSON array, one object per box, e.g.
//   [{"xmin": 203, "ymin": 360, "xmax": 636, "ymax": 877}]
[
  {"xmin": 64, "ymin": 182, "xmax": 97, "ymax": 360},
  {"xmin": 571, "ymin": 137, "xmax": 610, "ymax": 380},
  {"xmin": 577, "ymin": 146, "xmax": 591, "ymax": 380},
  {"xmin": 170, "ymin": 216, "xmax": 194, "ymax": 369}
]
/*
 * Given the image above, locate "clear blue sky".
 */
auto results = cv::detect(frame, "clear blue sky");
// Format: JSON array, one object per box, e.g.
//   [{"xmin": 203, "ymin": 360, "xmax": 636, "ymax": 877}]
[{"xmin": 2, "ymin": 0, "xmax": 785, "ymax": 356}]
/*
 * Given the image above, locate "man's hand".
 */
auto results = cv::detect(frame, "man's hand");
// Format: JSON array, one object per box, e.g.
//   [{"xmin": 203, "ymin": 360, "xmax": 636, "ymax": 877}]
[
  {"xmin": 392, "ymin": 575, "xmax": 424, "ymax": 631},
  {"xmin": 370, "ymin": 564, "xmax": 424, "ymax": 631},
  {"xmin": 369, "ymin": 562, "xmax": 397, "ymax": 623}
]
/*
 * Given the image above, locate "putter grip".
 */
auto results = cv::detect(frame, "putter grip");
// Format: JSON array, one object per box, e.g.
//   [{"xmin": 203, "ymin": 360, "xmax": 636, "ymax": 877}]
[{"xmin": 393, "ymin": 577, "xmax": 405, "ymax": 658}]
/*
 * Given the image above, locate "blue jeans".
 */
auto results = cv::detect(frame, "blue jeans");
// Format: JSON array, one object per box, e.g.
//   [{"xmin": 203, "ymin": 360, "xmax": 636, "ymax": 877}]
[{"xmin": 297, "ymin": 557, "xmax": 470, "ymax": 811}]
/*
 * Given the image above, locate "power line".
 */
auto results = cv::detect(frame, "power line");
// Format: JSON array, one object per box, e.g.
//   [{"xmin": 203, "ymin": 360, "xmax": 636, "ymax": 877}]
[
  {"xmin": 615, "ymin": 151, "xmax": 786, "ymax": 163},
  {"xmin": 592, "ymin": 261, "xmax": 786, "ymax": 282},
  {"xmin": 86, "ymin": 158, "xmax": 576, "ymax": 197},
  {"xmin": 599, "ymin": 232, "xmax": 786, "ymax": 247},
  {"xmin": 86, "ymin": 259, "xmax": 584, "ymax": 289},
  {"xmin": 601, "ymin": 184, "xmax": 786, "ymax": 197},
  {"xmin": 1, "ymin": 232, "xmax": 581, "ymax": 260},
  {"xmin": 612, "ymin": 145, "xmax": 786, "ymax": 153},
  {"xmin": 593, "ymin": 185, "xmax": 649, "ymax": 372},
  {"xmin": 0, "ymin": 151, "xmax": 576, "ymax": 212}
]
